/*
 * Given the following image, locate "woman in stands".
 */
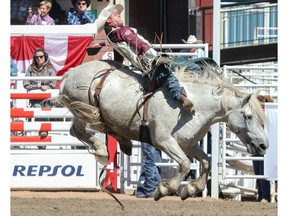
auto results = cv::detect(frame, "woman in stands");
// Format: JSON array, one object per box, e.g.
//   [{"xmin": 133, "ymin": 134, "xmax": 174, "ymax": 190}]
[
  {"xmin": 23, "ymin": 47, "xmax": 57, "ymax": 139},
  {"xmin": 26, "ymin": 0, "xmax": 55, "ymax": 25}
]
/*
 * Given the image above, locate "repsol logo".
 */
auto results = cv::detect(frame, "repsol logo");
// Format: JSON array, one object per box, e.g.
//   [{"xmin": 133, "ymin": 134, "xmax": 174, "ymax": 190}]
[{"xmin": 13, "ymin": 165, "xmax": 84, "ymax": 177}]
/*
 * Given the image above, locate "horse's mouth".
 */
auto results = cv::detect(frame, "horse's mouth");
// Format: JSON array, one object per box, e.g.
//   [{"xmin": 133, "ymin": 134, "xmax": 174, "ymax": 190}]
[
  {"xmin": 256, "ymin": 146, "xmax": 266, "ymax": 155},
  {"xmin": 247, "ymin": 143, "xmax": 266, "ymax": 155}
]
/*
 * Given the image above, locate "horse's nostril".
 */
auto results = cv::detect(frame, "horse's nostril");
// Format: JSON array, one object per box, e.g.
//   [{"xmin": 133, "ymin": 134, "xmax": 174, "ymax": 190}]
[{"xmin": 259, "ymin": 144, "xmax": 267, "ymax": 151}]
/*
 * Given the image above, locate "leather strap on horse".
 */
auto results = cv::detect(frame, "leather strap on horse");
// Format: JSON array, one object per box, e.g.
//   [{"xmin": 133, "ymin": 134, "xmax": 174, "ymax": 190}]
[
  {"xmin": 136, "ymin": 77, "xmax": 166, "ymax": 122},
  {"xmin": 93, "ymin": 67, "xmax": 116, "ymax": 105},
  {"xmin": 136, "ymin": 91, "xmax": 153, "ymax": 122}
]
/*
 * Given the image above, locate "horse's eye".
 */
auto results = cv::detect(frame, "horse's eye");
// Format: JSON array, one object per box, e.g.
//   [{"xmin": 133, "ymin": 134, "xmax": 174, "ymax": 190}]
[{"xmin": 245, "ymin": 115, "xmax": 252, "ymax": 120}]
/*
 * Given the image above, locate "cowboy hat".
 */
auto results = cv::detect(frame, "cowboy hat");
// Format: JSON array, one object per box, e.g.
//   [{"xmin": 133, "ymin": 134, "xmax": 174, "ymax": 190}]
[
  {"xmin": 258, "ymin": 90, "xmax": 268, "ymax": 96},
  {"xmin": 182, "ymin": 35, "xmax": 203, "ymax": 44},
  {"xmin": 95, "ymin": 4, "xmax": 124, "ymax": 34},
  {"xmin": 71, "ymin": 0, "xmax": 91, "ymax": 8}
]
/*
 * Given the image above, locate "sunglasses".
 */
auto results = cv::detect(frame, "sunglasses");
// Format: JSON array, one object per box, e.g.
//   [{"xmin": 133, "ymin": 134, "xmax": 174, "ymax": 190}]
[
  {"xmin": 35, "ymin": 55, "xmax": 44, "ymax": 59},
  {"xmin": 76, "ymin": 2, "xmax": 86, "ymax": 6}
]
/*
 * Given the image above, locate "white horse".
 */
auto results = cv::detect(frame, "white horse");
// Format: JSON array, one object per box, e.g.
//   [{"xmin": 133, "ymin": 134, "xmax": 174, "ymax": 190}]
[{"xmin": 57, "ymin": 59, "xmax": 268, "ymax": 201}]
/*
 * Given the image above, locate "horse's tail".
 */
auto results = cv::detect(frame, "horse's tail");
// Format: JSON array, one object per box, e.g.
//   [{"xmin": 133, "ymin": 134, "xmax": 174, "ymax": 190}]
[{"xmin": 57, "ymin": 94, "xmax": 106, "ymax": 131}]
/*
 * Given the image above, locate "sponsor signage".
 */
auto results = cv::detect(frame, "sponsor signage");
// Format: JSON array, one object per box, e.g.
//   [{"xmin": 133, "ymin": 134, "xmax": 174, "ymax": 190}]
[{"xmin": 11, "ymin": 151, "xmax": 97, "ymax": 188}]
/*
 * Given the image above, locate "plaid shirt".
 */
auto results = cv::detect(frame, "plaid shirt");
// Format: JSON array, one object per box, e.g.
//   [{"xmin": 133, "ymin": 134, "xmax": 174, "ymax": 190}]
[{"xmin": 67, "ymin": 8, "xmax": 96, "ymax": 25}]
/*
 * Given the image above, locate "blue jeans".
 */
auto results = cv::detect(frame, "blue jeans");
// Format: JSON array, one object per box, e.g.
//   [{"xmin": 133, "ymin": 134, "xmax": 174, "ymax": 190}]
[
  {"xmin": 165, "ymin": 72, "xmax": 181, "ymax": 100},
  {"xmin": 252, "ymin": 153, "xmax": 271, "ymax": 202},
  {"xmin": 151, "ymin": 65, "xmax": 182, "ymax": 101},
  {"xmin": 136, "ymin": 142, "xmax": 162, "ymax": 196},
  {"xmin": 30, "ymin": 99, "xmax": 51, "ymax": 122}
]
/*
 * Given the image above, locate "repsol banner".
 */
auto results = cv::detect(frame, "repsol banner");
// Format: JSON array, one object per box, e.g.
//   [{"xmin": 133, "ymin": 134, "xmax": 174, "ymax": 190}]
[{"xmin": 11, "ymin": 151, "xmax": 97, "ymax": 188}]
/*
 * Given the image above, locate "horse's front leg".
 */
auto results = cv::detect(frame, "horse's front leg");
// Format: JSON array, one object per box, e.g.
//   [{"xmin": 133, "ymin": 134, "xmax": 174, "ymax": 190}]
[
  {"xmin": 149, "ymin": 120, "xmax": 191, "ymax": 201},
  {"xmin": 181, "ymin": 144, "xmax": 211, "ymax": 200},
  {"xmin": 70, "ymin": 117, "xmax": 108, "ymax": 165}
]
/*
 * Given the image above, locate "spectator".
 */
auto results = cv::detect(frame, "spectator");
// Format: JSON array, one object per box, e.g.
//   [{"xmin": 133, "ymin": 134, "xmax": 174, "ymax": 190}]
[
  {"xmin": 23, "ymin": 47, "xmax": 57, "ymax": 140},
  {"xmin": 253, "ymin": 151, "xmax": 271, "ymax": 202},
  {"xmin": 10, "ymin": 57, "xmax": 18, "ymax": 77},
  {"xmin": 26, "ymin": 0, "xmax": 55, "ymax": 25},
  {"xmin": 47, "ymin": 0, "xmax": 64, "ymax": 24},
  {"xmin": 253, "ymin": 91, "xmax": 274, "ymax": 202},
  {"xmin": 136, "ymin": 142, "xmax": 162, "ymax": 198},
  {"xmin": 10, "ymin": 57, "xmax": 19, "ymax": 108},
  {"xmin": 181, "ymin": 35, "xmax": 205, "ymax": 60},
  {"xmin": 67, "ymin": 0, "xmax": 96, "ymax": 25},
  {"xmin": 171, "ymin": 35, "xmax": 205, "ymax": 73},
  {"xmin": 11, "ymin": 0, "xmax": 33, "ymax": 24}
]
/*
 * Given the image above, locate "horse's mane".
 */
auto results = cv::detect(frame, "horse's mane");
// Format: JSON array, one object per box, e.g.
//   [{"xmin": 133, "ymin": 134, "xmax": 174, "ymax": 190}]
[
  {"xmin": 174, "ymin": 61, "xmax": 224, "ymax": 84},
  {"xmin": 246, "ymin": 95, "xmax": 267, "ymax": 124},
  {"xmin": 174, "ymin": 62, "xmax": 266, "ymax": 124}
]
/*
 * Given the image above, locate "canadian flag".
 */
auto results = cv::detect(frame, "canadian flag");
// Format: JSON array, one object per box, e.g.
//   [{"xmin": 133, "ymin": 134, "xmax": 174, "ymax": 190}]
[{"xmin": 10, "ymin": 35, "xmax": 93, "ymax": 84}]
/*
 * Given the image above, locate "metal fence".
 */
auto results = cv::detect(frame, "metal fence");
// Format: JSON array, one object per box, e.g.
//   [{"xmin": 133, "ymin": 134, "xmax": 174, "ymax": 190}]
[{"xmin": 221, "ymin": 3, "xmax": 278, "ymax": 48}]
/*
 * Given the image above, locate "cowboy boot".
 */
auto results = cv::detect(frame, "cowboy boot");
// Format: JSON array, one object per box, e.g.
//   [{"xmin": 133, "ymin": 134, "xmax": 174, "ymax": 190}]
[{"xmin": 180, "ymin": 87, "xmax": 194, "ymax": 113}]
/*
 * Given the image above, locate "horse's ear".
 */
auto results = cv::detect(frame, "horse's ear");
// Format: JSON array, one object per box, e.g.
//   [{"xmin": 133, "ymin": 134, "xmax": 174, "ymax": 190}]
[{"xmin": 242, "ymin": 94, "xmax": 252, "ymax": 108}]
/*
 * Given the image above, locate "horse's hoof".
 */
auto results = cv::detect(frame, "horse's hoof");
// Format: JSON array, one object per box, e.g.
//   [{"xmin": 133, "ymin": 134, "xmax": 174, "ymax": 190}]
[
  {"xmin": 154, "ymin": 183, "xmax": 169, "ymax": 201},
  {"xmin": 95, "ymin": 155, "xmax": 108, "ymax": 165},
  {"xmin": 94, "ymin": 147, "xmax": 109, "ymax": 165},
  {"xmin": 180, "ymin": 184, "xmax": 196, "ymax": 200},
  {"xmin": 154, "ymin": 187, "xmax": 163, "ymax": 201},
  {"xmin": 120, "ymin": 145, "xmax": 132, "ymax": 156},
  {"xmin": 180, "ymin": 185, "xmax": 190, "ymax": 200}
]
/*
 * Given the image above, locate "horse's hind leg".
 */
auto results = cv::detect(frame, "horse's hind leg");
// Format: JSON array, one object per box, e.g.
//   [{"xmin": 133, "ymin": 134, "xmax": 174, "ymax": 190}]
[
  {"xmin": 70, "ymin": 118, "xmax": 108, "ymax": 165},
  {"xmin": 180, "ymin": 144, "xmax": 211, "ymax": 200},
  {"xmin": 105, "ymin": 129, "xmax": 133, "ymax": 156}
]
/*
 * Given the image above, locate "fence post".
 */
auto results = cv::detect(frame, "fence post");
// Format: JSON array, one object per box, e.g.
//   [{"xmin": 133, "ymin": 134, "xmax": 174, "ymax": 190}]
[
  {"xmin": 211, "ymin": 123, "xmax": 220, "ymax": 198},
  {"xmin": 102, "ymin": 135, "xmax": 118, "ymax": 192}
]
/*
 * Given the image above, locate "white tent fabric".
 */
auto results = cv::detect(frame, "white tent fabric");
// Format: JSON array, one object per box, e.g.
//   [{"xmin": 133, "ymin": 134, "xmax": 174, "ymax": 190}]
[{"xmin": 264, "ymin": 103, "xmax": 278, "ymax": 181}]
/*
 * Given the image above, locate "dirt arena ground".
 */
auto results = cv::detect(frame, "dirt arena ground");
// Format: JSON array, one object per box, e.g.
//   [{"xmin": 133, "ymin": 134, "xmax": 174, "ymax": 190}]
[{"xmin": 11, "ymin": 190, "xmax": 277, "ymax": 216}]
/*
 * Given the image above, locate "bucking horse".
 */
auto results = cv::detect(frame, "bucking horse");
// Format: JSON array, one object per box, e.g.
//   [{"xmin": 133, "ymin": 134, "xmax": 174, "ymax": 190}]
[{"xmin": 57, "ymin": 58, "xmax": 268, "ymax": 203}]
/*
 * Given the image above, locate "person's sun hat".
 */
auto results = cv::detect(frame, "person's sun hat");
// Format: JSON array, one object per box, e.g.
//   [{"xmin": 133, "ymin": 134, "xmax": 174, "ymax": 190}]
[
  {"xmin": 182, "ymin": 35, "xmax": 203, "ymax": 44},
  {"xmin": 71, "ymin": 0, "xmax": 91, "ymax": 8},
  {"xmin": 95, "ymin": 4, "xmax": 124, "ymax": 33}
]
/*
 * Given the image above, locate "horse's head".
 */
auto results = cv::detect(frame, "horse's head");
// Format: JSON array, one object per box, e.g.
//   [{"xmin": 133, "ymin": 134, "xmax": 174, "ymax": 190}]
[{"xmin": 227, "ymin": 94, "xmax": 269, "ymax": 155}]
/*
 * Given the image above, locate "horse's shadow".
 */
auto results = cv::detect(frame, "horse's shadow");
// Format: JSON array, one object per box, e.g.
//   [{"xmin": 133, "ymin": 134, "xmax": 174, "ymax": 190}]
[{"xmin": 160, "ymin": 89, "xmax": 194, "ymax": 134}]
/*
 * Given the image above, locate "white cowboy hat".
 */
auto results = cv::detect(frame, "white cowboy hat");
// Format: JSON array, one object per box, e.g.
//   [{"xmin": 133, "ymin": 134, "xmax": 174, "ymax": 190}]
[
  {"xmin": 95, "ymin": 4, "xmax": 124, "ymax": 34},
  {"xmin": 182, "ymin": 35, "xmax": 203, "ymax": 44},
  {"xmin": 258, "ymin": 90, "xmax": 268, "ymax": 96}
]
